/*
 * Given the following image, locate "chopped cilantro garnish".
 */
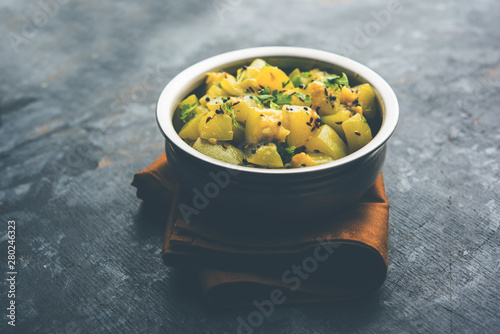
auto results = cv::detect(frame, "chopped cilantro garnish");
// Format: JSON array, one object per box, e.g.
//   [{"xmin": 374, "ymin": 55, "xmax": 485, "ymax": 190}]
[
  {"xmin": 278, "ymin": 146, "xmax": 296, "ymax": 164},
  {"xmin": 180, "ymin": 103, "xmax": 197, "ymax": 122},
  {"xmin": 221, "ymin": 101, "xmax": 238, "ymax": 126},
  {"xmin": 323, "ymin": 73, "xmax": 349, "ymax": 90},
  {"xmin": 256, "ymin": 87, "xmax": 273, "ymax": 106},
  {"xmin": 256, "ymin": 87, "xmax": 273, "ymax": 103},
  {"xmin": 291, "ymin": 71, "xmax": 313, "ymax": 87},
  {"xmin": 295, "ymin": 92, "xmax": 311, "ymax": 103},
  {"xmin": 257, "ymin": 87, "xmax": 293, "ymax": 107},
  {"xmin": 282, "ymin": 79, "xmax": 291, "ymax": 88},
  {"xmin": 260, "ymin": 87, "xmax": 271, "ymax": 94},
  {"xmin": 269, "ymin": 101, "xmax": 281, "ymax": 110},
  {"xmin": 275, "ymin": 91, "xmax": 292, "ymax": 104},
  {"xmin": 217, "ymin": 82, "xmax": 222, "ymax": 88}
]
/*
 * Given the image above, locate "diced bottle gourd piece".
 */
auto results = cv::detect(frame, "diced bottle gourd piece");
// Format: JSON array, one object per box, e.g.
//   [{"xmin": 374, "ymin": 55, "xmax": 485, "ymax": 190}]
[
  {"xmin": 238, "ymin": 78, "xmax": 258, "ymax": 91},
  {"xmin": 246, "ymin": 143, "xmax": 283, "ymax": 168},
  {"xmin": 352, "ymin": 83, "xmax": 378, "ymax": 119},
  {"xmin": 305, "ymin": 81, "xmax": 342, "ymax": 116},
  {"xmin": 193, "ymin": 138, "xmax": 244, "ymax": 165},
  {"xmin": 205, "ymin": 97, "xmax": 226, "ymax": 111},
  {"xmin": 173, "ymin": 94, "xmax": 199, "ymax": 130},
  {"xmin": 205, "ymin": 72, "xmax": 229, "ymax": 88},
  {"xmin": 220, "ymin": 76, "xmax": 245, "ymax": 96},
  {"xmin": 193, "ymin": 105, "xmax": 208, "ymax": 116},
  {"xmin": 232, "ymin": 122, "xmax": 245, "ymax": 145},
  {"xmin": 339, "ymin": 86, "xmax": 362, "ymax": 115},
  {"xmin": 321, "ymin": 107, "xmax": 352, "ymax": 140},
  {"xmin": 179, "ymin": 94, "xmax": 199, "ymax": 109},
  {"xmin": 245, "ymin": 108, "xmax": 289, "ymax": 144},
  {"xmin": 238, "ymin": 59, "xmax": 267, "ymax": 81},
  {"xmin": 199, "ymin": 95, "xmax": 209, "ymax": 107},
  {"xmin": 205, "ymin": 84, "xmax": 227, "ymax": 97},
  {"xmin": 288, "ymin": 68, "xmax": 301, "ymax": 87},
  {"xmin": 250, "ymin": 59, "xmax": 267, "ymax": 68},
  {"xmin": 178, "ymin": 111, "xmax": 207, "ymax": 140},
  {"xmin": 255, "ymin": 66, "xmax": 294, "ymax": 91},
  {"xmin": 240, "ymin": 59, "xmax": 293, "ymax": 91},
  {"xmin": 342, "ymin": 113, "xmax": 373, "ymax": 153},
  {"xmin": 282, "ymin": 105, "xmax": 320, "ymax": 147},
  {"xmin": 198, "ymin": 111, "xmax": 233, "ymax": 141},
  {"xmin": 339, "ymin": 86, "xmax": 357, "ymax": 104},
  {"xmin": 233, "ymin": 96, "xmax": 262, "ymax": 123},
  {"xmin": 306, "ymin": 152, "xmax": 333, "ymax": 165},
  {"xmin": 206, "ymin": 96, "xmax": 261, "ymax": 123},
  {"xmin": 305, "ymin": 124, "xmax": 348, "ymax": 160},
  {"xmin": 174, "ymin": 94, "xmax": 200, "ymax": 126},
  {"xmin": 290, "ymin": 152, "xmax": 333, "ymax": 167}
]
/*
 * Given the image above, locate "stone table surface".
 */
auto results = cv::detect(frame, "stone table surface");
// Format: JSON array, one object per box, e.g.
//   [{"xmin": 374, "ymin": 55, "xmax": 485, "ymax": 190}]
[{"xmin": 1, "ymin": 0, "xmax": 499, "ymax": 333}]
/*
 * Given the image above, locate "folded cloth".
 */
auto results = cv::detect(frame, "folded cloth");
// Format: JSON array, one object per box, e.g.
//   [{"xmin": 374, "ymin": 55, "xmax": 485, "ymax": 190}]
[{"xmin": 132, "ymin": 153, "xmax": 389, "ymax": 308}]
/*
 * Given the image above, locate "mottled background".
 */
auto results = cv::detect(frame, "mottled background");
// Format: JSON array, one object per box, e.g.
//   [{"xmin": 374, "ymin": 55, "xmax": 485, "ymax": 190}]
[{"xmin": 0, "ymin": 0, "xmax": 499, "ymax": 333}]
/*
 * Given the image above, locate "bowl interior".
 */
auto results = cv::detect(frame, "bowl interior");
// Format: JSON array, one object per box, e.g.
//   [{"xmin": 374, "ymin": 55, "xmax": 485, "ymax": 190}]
[{"xmin": 156, "ymin": 47, "xmax": 398, "ymax": 174}]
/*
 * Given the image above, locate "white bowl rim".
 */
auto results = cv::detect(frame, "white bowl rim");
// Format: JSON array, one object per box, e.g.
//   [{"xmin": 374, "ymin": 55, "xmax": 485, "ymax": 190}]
[{"xmin": 156, "ymin": 46, "xmax": 399, "ymax": 174}]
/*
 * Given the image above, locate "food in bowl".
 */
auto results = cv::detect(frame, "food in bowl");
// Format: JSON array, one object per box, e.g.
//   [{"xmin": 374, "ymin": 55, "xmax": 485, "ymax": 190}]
[
  {"xmin": 173, "ymin": 58, "xmax": 379, "ymax": 169},
  {"xmin": 157, "ymin": 47, "xmax": 398, "ymax": 220}
]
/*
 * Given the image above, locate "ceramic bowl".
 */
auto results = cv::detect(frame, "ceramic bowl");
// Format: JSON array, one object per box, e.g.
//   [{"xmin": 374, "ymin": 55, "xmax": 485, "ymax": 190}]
[{"xmin": 156, "ymin": 47, "xmax": 398, "ymax": 224}]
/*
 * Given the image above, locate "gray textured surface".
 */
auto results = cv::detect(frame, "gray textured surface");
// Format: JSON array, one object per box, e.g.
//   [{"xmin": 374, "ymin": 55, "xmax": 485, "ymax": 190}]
[{"xmin": 1, "ymin": 0, "xmax": 499, "ymax": 333}]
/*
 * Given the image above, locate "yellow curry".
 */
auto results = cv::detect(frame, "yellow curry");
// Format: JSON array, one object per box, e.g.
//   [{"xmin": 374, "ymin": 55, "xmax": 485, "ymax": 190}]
[{"xmin": 174, "ymin": 59, "xmax": 378, "ymax": 169}]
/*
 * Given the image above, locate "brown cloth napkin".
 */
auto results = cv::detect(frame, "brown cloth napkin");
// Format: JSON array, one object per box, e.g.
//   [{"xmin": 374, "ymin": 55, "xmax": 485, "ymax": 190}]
[{"xmin": 132, "ymin": 153, "xmax": 389, "ymax": 308}]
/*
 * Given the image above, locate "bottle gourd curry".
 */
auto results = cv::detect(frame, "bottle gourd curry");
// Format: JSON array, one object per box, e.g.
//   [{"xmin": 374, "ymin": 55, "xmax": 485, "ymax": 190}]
[{"xmin": 174, "ymin": 59, "xmax": 378, "ymax": 169}]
